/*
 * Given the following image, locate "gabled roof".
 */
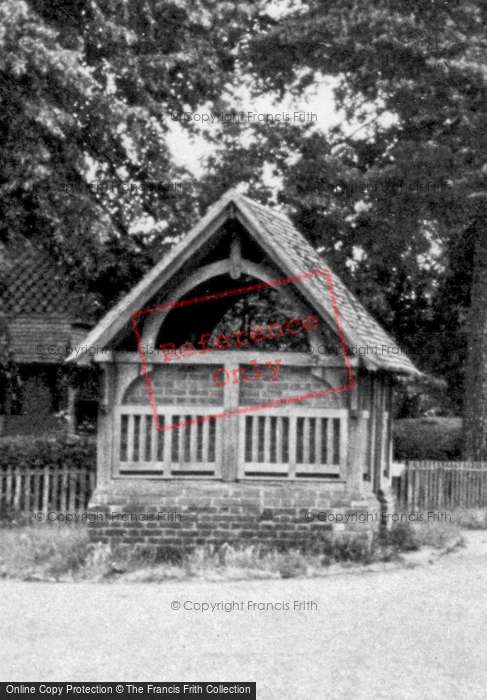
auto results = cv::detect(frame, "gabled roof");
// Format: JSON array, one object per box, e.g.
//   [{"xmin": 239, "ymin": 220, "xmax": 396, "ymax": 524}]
[{"xmin": 69, "ymin": 188, "xmax": 420, "ymax": 376}]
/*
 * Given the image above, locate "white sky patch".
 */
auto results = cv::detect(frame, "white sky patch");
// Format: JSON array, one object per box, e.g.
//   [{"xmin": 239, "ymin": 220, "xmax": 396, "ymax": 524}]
[
  {"xmin": 167, "ymin": 77, "xmax": 341, "ymax": 177},
  {"xmin": 345, "ymin": 245, "xmax": 366, "ymax": 273},
  {"xmin": 417, "ymin": 223, "xmax": 445, "ymax": 272},
  {"xmin": 167, "ymin": 74, "xmax": 396, "ymax": 184}
]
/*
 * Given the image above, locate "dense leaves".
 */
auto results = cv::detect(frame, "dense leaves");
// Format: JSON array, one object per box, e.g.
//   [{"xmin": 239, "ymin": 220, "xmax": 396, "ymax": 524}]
[
  {"xmin": 0, "ymin": 0, "xmax": 264, "ymax": 315},
  {"xmin": 3, "ymin": 0, "xmax": 487, "ymax": 450},
  {"xmin": 198, "ymin": 0, "xmax": 487, "ymax": 422},
  {"xmin": 0, "ymin": 435, "xmax": 96, "ymax": 472}
]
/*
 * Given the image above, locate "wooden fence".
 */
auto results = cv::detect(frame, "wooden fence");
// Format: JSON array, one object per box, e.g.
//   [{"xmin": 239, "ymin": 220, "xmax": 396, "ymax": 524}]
[
  {"xmin": 0, "ymin": 466, "xmax": 95, "ymax": 517},
  {"xmin": 393, "ymin": 461, "xmax": 487, "ymax": 510}
]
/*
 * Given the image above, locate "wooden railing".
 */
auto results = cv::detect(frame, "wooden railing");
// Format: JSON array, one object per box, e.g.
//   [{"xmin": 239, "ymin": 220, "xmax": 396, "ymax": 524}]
[
  {"xmin": 115, "ymin": 406, "xmax": 347, "ymax": 480},
  {"xmin": 0, "ymin": 465, "xmax": 95, "ymax": 516},
  {"xmin": 393, "ymin": 461, "xmax": 487, "ymax": 509},
  {"xmin": 116, "ymin": 406, "xmax": 222, "ymax": 477},
  {"xmin": 239, "ymin": 408, "xmax": 347, "ymax": 479}
]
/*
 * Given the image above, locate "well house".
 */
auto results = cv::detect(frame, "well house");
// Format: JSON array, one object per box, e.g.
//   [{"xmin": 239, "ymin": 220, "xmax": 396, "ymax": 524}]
[{"xmin": 70, "ymin": 189, "xmax": 420, "ymax": 550}]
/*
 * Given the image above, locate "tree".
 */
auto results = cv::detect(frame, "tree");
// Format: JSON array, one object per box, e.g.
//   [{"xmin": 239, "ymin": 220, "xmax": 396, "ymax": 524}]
[
  {"xmin": 198, "ymin": 0, "xmax": 487, "ymax": 444},
  {"xmin": 5, "ymin": 0, "xmax": 487, "ymax": 454},
  {"xmin": 0, "ymin": 0, "xmax": 264, "ymax": 316}
]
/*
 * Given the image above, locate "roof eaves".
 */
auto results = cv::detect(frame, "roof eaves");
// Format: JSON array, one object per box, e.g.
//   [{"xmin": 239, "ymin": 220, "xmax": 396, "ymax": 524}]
[{"xmin": 67, "ymin": 191, "xmax": 237, "ymax": 363}]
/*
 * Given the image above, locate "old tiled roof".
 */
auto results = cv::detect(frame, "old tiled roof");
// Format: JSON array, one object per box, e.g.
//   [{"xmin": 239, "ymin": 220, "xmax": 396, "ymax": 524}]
[
  {"xmin": 236, "ymin": 194, "xmax": 417, "ymax": 375},
  {"xmin": 0, "ymin": 242, "xmax": 72, "ymax": 314},
  {"xmin": 70, "ymin": 188, "xmax": 420, "ymax": 375},
  {"xmin": 0, "ymin": 243, "xmax": 90, "ymax": 363}
]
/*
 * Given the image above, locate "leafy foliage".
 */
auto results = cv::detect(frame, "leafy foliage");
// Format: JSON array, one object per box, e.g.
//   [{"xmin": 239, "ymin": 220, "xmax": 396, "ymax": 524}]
[
  {"xmin": 0, "ymin": 0, "xmax": 265, "ymax": 316},
  {"xmin": 198, "ymin": 0, "xmax": 487, "ymax": 417},
  {"xmin": 0, "ymin": 435, "xmax": 96, "ymax": 472},
  {"xmin": 3, "ymin": 0, "xmax": 487, "ymax": 440},
  {"xmin": 393, "ymin": 417, "xmax": 462, "ymax": 460}
]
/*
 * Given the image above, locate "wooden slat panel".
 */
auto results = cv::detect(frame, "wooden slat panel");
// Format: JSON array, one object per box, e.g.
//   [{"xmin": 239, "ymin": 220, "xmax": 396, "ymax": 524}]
[
  {"xmin": 14, "ymin": 471, "xmax": 23, "ymax": 510},
  {"xmin": 156, "ymin": 415, "xmax": 165, "ymax": 462},
  {"xmin": 302, "ymin": 417, "xmax": 310, "ymax": 465},
  {"xmin": 68, "ymin": 469, "xmax": 77, "ymax": 512},
  {"xmin": 326, "ymin": 418, "xmax": 334, "ymax": 467},
  {"xmin": 127, "ymin": 414, "xmax": 134, "ymax": 463},
  {"xmin": 163, "ymin": 417, "xmax": 173, "ymax": 467},
  {"xmin": 5, "ymin": 467, "xmax": 13, "ymax": 509},
  {"xmin": 288, "ymin": 417, "xmax": 297, "ymax": 478},
  {"xmin": 252, "ymin": 416, "xmax": 259, "ymax": 463},
  {"xmin": 32, "ymin": 469, "xmax": 40, "ymax": 511},
  {"xmin": 42, "ymin": 469, "xmax": 50, "ymax": 512},
  {"xmin": 276, "ymin": 417, "xmax": 283, "ymax": 463},
  {"xmin": 149, "ymin": 415, "xmax": 157, "ymax": 462},
  {"xmin": 170, "ymin": 416, "xmax": 180, "ymax": 465},
  {"xmin": 238, "ymin": 411, "xmax": 348, "ymax": 479},
  {"xmin": 210, "ymin": 419, "xmax": 217, "ymax": 464},
  {"xmin": 139, "ymin": 415, "xmax": 148, "ymax": 462},
  {"xmin": 202, "ymin": 418, "xmax": 210, "ymax": 463},
  {"xmin": 315, "ymin": 419, "xmax": 323, "ymax": 467},
  {"xmin": 60, "ymin": 468, "xmax": 69, "ymax": 511},
  {"xmin": 133, "ymin": 415, "xmax": 141, "ymax": 462},
  {"xmin": 189, "ymin": 419, "xmax": 198, "ymax": 464},
  {"xmin": 23, "ymin": 470, "xmax": 32, "ymax": 513},
  {"xmin": 264, "ymin": 416, "xmax": 272, "ymax": 464}
]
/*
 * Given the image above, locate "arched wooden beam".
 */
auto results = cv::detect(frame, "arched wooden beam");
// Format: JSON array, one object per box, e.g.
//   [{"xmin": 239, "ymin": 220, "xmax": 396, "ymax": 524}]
[{"xmin": 141, "ymin": 257, "xmax": 326, "ymax": 350}]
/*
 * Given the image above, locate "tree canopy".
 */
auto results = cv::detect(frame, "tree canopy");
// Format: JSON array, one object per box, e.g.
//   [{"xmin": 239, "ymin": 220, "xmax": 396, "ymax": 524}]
[
  {"xmin": 198, "ymin": 0, "xmax": 487, "ymax": 419},
  {"xmin": 0, "ymin": 0, "xmax": 264, "ymax": 314},
  {"xmin": 2, "ymin": 0, "xmax": 487, "ymax": 449}
]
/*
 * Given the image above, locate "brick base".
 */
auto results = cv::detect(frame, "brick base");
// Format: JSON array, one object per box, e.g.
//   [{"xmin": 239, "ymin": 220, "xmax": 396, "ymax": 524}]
[{"xmin": 87, "ymin": 481, "xmax": 381, "ymax": 552}]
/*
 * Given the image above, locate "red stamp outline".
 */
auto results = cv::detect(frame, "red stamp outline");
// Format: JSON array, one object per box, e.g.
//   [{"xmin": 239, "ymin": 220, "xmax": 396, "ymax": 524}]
[{"xmin": 130, "ymin": 269, "xmax": 355, "ymax": 432}]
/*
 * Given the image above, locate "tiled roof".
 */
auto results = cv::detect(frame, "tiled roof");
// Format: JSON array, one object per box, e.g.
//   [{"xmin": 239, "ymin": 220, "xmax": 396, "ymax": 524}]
[
  {"xmin": 0, "ymin": 243, "xmax": 73, "ymax": 314},
  {"xmin": 236, "ymin": 194, "xmax": 418, "ymax": 375},
  {"xmin": 71, "ymin": 188, "xmax": 420, "ymax": 376},
  {"xmin": 0, "ymin": 243, "xmax": 91, "ymax": 363}
]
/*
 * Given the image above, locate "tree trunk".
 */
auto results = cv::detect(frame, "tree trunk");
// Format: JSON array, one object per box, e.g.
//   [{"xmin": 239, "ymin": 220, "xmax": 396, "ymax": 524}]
[{"xmin": 463, "ymin": 216, "xmax": 487, "ymax": 459}]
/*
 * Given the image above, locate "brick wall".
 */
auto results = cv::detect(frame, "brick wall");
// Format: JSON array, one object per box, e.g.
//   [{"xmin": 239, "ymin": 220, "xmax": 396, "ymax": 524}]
[
  {"xmin": 88, "ymin": 482, "xmax": 380, "ymax": 551},
  {"xmin": 123, "ymin": 365, "xmax": 224, "ymax": 406},
  {"xmin": 240, "ymin": 366, "xmax": 348, "ymax": 407}
]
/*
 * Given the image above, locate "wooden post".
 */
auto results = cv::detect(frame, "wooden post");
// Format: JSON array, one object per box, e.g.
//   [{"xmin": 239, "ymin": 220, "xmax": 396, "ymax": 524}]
[
  {"xmin": 14, "ymin": 471, "xmax": 22, "ymax": 512},
  {"xmin": 96, "ymin": 361, "xmax": 118, "ymax": 488},
  {"xmin": 5, "ymin": 466, "xmax": 12, "ymax": 510},
  {"xmin": 437, "ymin": 466, "xmax": 443, "ymax": 510},
  {"xmin": 347, "ymin": 410, "xmax": 369, "ymax": 493},
  {"xmin": 407, "ymin": 463, "xmax": 414, "ymax": 509},
  {"xmin": 43, "ymin": 467, "xmax": 50, "ymax": 512},
  {"xmin": 222, "ymin": 362, "xmax": 240, "ymax": 481},
  {"xmin": 67, "ymin": 386, "xmax": 77, "ymax": 438}
]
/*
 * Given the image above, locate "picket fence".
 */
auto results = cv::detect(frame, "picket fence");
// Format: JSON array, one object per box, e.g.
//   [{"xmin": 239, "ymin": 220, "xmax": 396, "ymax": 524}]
[
  {"xmin": 0, "ymin": 465, "xmax": 95, "ymax": 516},
  {"xmin": 393, "ymin": 461, "xmax": 487, "ymax": 510},
  {"xmin": 2, "ymin": 459, "xmax": 487, "ymax": 517}
]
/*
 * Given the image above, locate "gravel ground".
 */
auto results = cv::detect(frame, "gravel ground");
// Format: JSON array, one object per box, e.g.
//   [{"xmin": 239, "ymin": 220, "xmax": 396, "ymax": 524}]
[{"xmin": 1, "ymin": 531, "xmax": 487, "ymax": 699}]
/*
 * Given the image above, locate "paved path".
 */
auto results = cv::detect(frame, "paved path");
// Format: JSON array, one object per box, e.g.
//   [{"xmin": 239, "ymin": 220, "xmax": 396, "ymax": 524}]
[{"xmin": 1, "ymin": 533, "xmax": 487, "ymax": 699}]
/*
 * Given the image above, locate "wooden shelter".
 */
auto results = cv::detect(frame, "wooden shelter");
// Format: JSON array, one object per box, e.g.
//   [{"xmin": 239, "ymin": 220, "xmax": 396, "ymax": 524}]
[{"xmin": 70, "ymin": 189, "xmax": 420, "ymax": 549}]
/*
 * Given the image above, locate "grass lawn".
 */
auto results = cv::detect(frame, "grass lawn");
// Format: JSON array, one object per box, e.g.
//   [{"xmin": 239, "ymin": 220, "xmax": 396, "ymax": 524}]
[{"xmin": 0, "ymin": 509, "xmax": 474, "ymax": 583}]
